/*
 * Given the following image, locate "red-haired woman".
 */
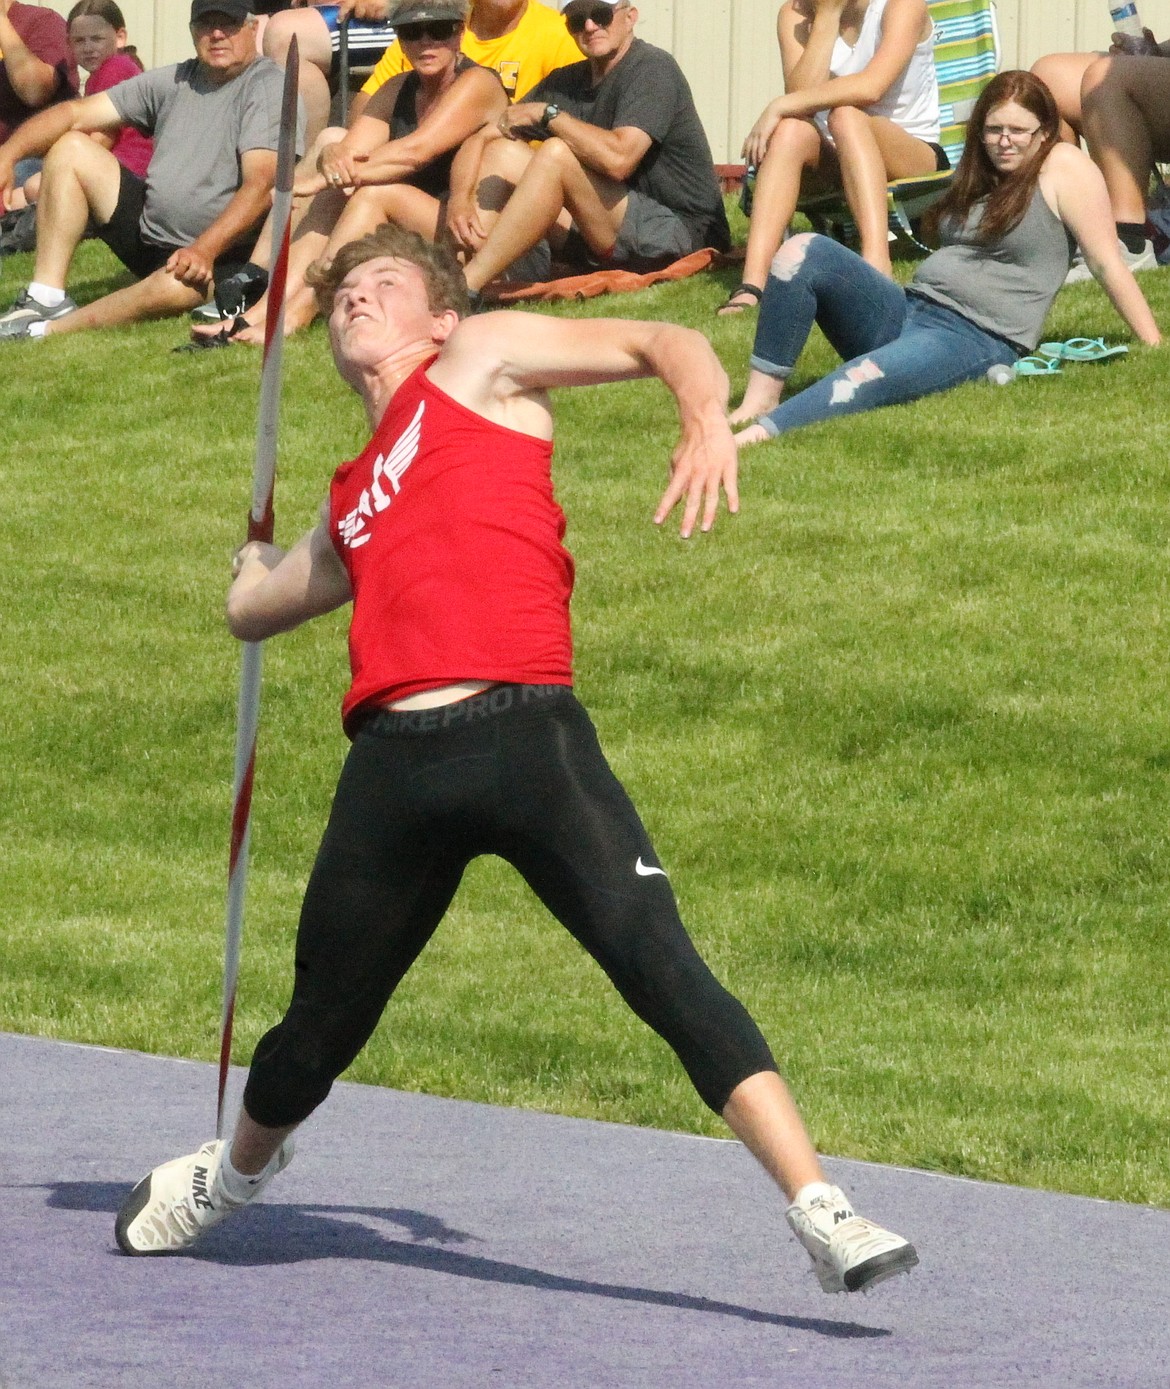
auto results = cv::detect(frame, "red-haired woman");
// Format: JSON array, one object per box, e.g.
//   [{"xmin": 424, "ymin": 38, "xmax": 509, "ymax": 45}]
[{"xmin": 731, "ymin": 70, "xmax": 1160, "ymax": 442}]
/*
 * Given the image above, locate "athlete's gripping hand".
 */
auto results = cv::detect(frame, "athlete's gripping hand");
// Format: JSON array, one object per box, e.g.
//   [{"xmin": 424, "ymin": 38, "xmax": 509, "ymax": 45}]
[{"xmin": 654, "ymin": 409, "xmax": 740, "ymax": 538}]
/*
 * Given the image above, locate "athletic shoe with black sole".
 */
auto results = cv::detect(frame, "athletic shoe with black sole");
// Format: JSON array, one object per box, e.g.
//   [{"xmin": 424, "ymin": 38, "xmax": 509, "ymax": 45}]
[
  {"xmin": 115, "ymin": 1136, "xmax": 293, "ymax": 1255},
  {"xmin": 786, "ymin": 1183, "xmax": 918, "ymax": 1293}
]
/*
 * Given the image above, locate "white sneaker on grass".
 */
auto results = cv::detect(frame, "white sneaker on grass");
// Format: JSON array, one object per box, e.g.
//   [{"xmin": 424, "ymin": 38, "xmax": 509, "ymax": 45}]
[
  {"xmin": 786, "ymin": 1183, "xmax": 918, "ymax": 1293},
  {"xmin": 115, "ymin": 1137, "xmax": 294, "ymax": 1255},
  {"xmin": 1065, "ymin": 238, "xmax": 1157, "ymax": 285}
]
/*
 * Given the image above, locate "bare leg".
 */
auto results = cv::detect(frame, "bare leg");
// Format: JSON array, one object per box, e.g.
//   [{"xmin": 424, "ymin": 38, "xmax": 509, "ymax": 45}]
[
  {"xmin": 829, "ymin": 110, "xmax": 939, "ymax": 276},
  {"xmin": 263, "ymin": 7, "xmax": 335, "ymax": 147},
  {"xmin": 229, "ymin": 1108, "xmax": 298, "ymax": 1177},
  {"xmin": 195, "ymin": 184, "xmax": 347, "ymax": 343},
  {"xmin": 43, "ymin": 266, "xmax": 203, "ymax": 334},
  {"xmin": 1082, "ymin": 52, "xmax": 1170, "ymax": 223},
  {"xmin": 463, "ymin": 138, "xmax": 626, "ymax": 292},
  {"xmin": 721, "ymin": 1071, "xmax": 824, "ymax": 1201},
  {"xmin": 1031, "ymin": 51, "xmax": 1100, "ymax": 143},
  {"xmin": 721, "ymin": 117, "xmax": 825, "ymax": 314},
  {"xmin": 326, "ymin": 182, "xmax": 443, "ymax": 251},
  {"xmin": 29, "ymin": 131, "xmax": 122, "ymax": 288}
]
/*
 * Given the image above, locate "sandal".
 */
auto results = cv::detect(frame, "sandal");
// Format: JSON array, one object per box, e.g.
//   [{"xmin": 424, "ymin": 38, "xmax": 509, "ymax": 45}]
[
  {"xmin": 1037, "ymin": 337, "xmax": 1128, "ymax": 363},
  {"xmin": 172, "ymin": 315, "xmax": 249, "ymax": 352},
  {"xmin": 1013, "ymin": 355, "xmax": 1062, "ymax": 376},
  {"xmin": 716, "ymin": 283, "xmax": 764, "ymax": 316}
]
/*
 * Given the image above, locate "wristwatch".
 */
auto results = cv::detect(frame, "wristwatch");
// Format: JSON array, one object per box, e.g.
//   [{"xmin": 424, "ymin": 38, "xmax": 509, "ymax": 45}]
[{"xmin": 539, "ymin": 104, "xmax": 561, "ymax": 130}]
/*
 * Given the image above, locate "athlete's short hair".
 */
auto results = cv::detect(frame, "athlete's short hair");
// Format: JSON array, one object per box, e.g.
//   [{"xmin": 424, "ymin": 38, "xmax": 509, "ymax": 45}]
[{"xmin": 307, "ymin": 225, "xmax": 470, "ymax": 319}]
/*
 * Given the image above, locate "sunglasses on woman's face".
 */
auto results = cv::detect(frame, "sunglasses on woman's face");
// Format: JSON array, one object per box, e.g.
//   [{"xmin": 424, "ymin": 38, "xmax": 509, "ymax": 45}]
[
  {"xmin": 396, "ymin": 20, "xmax": 460, "ymax": 43},
  {"xmin": 565, "ymin": 5, "xmax": 623, "ymax": 35}
]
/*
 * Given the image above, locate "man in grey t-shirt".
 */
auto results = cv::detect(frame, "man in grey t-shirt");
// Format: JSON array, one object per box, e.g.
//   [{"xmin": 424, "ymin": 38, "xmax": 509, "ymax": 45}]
[
  {"xmin": 456, "ymin": 0, "xmax": 728, "ymax": 292},
  {"xmin": 0, "ymin": 0, "xmax": 302, "ymax": 340}
]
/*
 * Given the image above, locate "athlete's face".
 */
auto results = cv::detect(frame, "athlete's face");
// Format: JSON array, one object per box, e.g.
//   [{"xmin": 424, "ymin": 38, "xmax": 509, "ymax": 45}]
[{"xmin": 328, "ymin": 255, "xmax": 445, "ymax": 375}]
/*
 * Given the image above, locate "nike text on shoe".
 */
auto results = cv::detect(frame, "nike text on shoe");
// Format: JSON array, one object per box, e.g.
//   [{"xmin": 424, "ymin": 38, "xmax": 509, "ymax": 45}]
[
  {"xmin": 0, "ymin": 289, "xmax": 79, "ymax": 338},
  {"xmin": 115, "ymin": 1137, "xmax": 294, "ymax": 1255},
  {"xmin": 786, "ymin": 1183, "xmax": 918, "ymax": 1293}
]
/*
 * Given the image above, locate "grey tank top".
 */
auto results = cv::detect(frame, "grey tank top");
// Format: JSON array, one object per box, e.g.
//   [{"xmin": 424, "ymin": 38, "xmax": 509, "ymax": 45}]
[{"xmin": 909, "ymin": 187, "xmax": 1076, "ymax": 351}]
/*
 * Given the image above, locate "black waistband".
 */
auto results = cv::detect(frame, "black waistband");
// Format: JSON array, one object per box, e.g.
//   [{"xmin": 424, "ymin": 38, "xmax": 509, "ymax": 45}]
[{"xmin": 355, "ymin": 683, "xmax": 573, "ymax": 738}]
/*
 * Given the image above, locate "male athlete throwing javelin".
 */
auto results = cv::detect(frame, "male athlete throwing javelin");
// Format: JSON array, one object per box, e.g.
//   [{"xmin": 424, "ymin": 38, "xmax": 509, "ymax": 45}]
[{"xmin": 115, "ymin": 224, "xmax": 917, "ymax": 1295}]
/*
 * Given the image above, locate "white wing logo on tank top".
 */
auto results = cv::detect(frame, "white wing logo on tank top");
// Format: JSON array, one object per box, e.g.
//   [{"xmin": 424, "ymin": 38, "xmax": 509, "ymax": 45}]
[{"xmin": 337, "ymin": 401, "xmax": 426, "ymax": 550}]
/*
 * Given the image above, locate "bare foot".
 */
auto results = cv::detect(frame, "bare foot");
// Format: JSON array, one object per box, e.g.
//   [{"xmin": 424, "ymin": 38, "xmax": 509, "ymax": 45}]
[
  {"xmin": 734, "ymin": 424, "xmax": 771, "ymax": 449},
  {"xmin": 728, "ymin": 375, "xmax": 785, "ymax": 426}
]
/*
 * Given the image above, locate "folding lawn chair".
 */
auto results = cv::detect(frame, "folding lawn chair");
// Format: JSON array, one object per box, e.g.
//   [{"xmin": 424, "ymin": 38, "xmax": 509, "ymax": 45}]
[{"xmin": 796, "ymin": 0, "xmax": 1000, "ymax": 255}]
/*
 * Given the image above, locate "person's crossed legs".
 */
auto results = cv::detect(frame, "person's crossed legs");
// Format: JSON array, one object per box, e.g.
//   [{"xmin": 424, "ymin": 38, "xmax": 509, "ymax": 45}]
[{"xmin": 462, "ymin": 135, "xmax": 630, "ymax": 293}]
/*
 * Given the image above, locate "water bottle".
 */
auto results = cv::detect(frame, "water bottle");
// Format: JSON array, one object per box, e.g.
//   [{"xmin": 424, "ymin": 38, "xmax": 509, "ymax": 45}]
[
  {"xmin": 740, "ymin": 165, "xmax": 756, "ymax": 219},
  {"xmin": 986, "ymin": 364, "xmax": 1015, "ymax": 387},
  {"xmin": 1109, "ymin": 2, "xmax": 1145, "ymax": 40}
]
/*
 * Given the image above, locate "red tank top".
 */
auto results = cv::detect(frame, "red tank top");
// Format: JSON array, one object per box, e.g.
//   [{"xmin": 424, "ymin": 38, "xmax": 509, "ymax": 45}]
[{"xmin": 329, "ymin": 360, "xmax": 575, "ymax": 733}]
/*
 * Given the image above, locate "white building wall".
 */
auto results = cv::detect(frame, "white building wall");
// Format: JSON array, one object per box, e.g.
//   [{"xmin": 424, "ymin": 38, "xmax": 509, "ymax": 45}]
[{"xmin": 28, "ymin": 0, "xmax": 1170, "ymax": 160}]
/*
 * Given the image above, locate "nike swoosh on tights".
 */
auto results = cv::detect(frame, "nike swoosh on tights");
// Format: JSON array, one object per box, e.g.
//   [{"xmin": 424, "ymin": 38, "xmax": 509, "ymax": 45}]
[{"xmin": 635, "ymin": 858, "xmax": 667, "ymax": 878}]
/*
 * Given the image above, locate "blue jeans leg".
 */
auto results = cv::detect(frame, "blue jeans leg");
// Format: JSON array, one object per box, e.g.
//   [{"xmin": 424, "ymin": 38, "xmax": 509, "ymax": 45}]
[
  {"xmin": 749, "ymin": 233, "xmax": 909, "ymax": 379},
  {"xmin": 757, "ymin": 296, "xmax": 1020, "ymax": 438}
]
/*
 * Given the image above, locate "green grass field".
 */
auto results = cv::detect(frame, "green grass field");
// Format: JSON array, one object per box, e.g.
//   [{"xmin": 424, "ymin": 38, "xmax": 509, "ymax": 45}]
[{"xmin": 3, "ymin": 238, "xmax": 1168, "ymax": 1206}]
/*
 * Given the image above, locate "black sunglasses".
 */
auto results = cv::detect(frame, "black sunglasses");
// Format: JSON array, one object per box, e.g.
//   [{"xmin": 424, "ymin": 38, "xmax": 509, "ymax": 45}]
[
  {"xmin": 396, "ymin": 19, "xmax": 461, "ymax": 42},
  {"xmin": 565, "ymin": 4, "xmax": 623, "ymax": 35}
]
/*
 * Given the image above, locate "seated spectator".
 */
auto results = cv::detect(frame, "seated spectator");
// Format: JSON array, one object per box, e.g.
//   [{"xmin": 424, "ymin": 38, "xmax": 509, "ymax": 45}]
[
  {"xmin": 195, "ymin": 0, "xmax": 506, "ymax": 344},
  {"xmin": 258, "ymin": 1, "xmax": 397, "ymax": 144},
  {"xmin": 359, "ymin": 0, "xmax": 580, "ymax": 106},
  {"xmin": 0, "ymin": 0, "xmax": 78, "ymax": 193},
  {"xmin": 1070, "ymin": 42, "xmax": 1170, "ymax": 278},
  {"xmin": 458, "ymin": 0, "xmax": 729, "ymax": 295},
  {"xmin": 0, "ymin": 0, "xmax": 301, "ymax": 340},
  {"xmin": 721, "ymin": 0, "xmax": 944, "ymax": 315},
  {"xmin": 202, "ymin": 0, "xmax": 576, "ymax": 312},
  {"xmin": 1031, "ymin": 25, "xmax": 1170, "ymax": 144},
  {"xmin": 8, "ymin": 0, "xmax": 152, "ymax": 215},
  {"xmin": 729, "ymin": 71, "xmax": 1160, "ymax": 445}
]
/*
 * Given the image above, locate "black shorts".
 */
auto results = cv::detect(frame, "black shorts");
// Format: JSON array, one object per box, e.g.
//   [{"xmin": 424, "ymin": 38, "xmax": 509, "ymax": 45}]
[
  {"xmin": 95, "ymin": 166, "xmax": 254, "ymax": 280},
  {"xmin": 243, "ymin": 685, "xmax": 777, "ymax": 1128}
]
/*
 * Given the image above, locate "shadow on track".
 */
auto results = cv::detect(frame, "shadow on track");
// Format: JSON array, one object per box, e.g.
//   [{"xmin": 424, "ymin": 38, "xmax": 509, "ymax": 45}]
[{"xmin": 25, "ymin": 1181, "xmax": 892, "ymax": 1341}]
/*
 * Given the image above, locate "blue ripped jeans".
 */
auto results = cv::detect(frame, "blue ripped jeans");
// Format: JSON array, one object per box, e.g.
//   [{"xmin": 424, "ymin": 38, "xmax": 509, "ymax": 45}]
[{"xmin": 749, "ymin": 234, "xmax": 1020, "ymax": 437}]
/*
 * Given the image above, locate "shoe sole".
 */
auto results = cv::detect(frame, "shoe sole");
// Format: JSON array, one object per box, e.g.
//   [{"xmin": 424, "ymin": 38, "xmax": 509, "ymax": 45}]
[
  {"xmin": 843, "ymin": 1242, "xmax": 920, "ymax": 1293},
  {"xmin": 114, "ymin": 1172, "xmax": 163, "ymax": 1256}
]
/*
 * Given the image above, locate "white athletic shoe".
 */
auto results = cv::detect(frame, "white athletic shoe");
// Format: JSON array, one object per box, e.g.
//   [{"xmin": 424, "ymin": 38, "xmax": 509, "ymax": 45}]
[
  {"xmin": 115, "ymin": 1137, "xmax": 294, "ymax": 1255},
  {"xmin": 786, "ymin": 1183, "xmax": 918, "ymax": 1293},
  {"xmin": 0, "ymin": 288, "xmax": 78, "ymax": 338},
  {"xmin": 1065, "ymin": 238, "xmax": 1157, "ymax": 285}
]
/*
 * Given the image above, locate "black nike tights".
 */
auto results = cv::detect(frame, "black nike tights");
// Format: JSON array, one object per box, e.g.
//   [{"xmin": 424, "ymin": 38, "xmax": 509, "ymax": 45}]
[{"xmin": 243, "ymin": 685, "xmax": 777, "ymax": 1127}]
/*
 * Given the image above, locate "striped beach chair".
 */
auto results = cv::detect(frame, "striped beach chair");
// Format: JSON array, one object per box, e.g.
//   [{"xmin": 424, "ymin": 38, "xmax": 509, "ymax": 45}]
[{"xmin": 798, "ymin": 0, "xmax": 1000, "ymax": 253}]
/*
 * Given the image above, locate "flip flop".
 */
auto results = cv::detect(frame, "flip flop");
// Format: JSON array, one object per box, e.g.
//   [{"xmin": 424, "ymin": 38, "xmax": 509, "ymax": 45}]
[
  {"xmin": 716, "ymin": 283, "xmax": 764, "ymax": 316},
  {"xmin": 1014, "ymin": 355, "xmax": 1062, "ymax": 376},
  {"xmin": 172, "ymin": 315, "xmax": 249, "ymax": 353},
  {"xmin": 1037, "ymin": 337, "xmax": 1128, "ymax": 362}
]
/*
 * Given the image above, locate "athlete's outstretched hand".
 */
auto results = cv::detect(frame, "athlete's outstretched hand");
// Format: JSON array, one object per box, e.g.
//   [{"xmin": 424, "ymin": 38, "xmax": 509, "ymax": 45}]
[{"xmin": 654, "ymin": 411, "xmax": 740, "ymax": 538}]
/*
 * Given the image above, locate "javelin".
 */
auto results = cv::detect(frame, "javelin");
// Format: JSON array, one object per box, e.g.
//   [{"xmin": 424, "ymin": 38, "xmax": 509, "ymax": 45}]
[{"xmin": 217, "ymin": 39, "xmax": 300, "ymax": 1139}]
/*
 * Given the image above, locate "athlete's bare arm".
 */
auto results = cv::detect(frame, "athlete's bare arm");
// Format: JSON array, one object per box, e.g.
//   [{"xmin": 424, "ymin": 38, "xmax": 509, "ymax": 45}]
[
  {"xmin": 429, "ymin": 312, "xmax": 739, "ymax": 538},
  {"xmin": 226, "ymin": 501, "xmax": 353, "ymax": 642}
]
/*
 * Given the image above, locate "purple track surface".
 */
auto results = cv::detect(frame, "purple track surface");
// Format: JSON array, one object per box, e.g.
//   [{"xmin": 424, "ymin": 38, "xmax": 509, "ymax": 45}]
[{"xmin": 3, "ymin": 1031, "xmax": 1168, "ymax": 1388}]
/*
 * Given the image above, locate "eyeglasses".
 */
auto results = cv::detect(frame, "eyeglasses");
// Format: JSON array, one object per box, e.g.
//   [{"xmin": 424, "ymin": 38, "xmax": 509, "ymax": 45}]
[
  {"xmin": 396, "ymin": 20, "xmax": 461, "ymax": 43},
  {"xmin": 982, "ymin": 124, "xmax": 1042, "ymax": 144},
  {"xmin": 565, "ymin": 4, "xmax": 626, "ymax": 36}
]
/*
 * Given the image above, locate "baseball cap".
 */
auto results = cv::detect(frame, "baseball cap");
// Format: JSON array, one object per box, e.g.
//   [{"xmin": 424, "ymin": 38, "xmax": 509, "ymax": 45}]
[
  {"xmin": 388, "ymin": 0, "xmax": 469, "ymax": 25},
  {"xmin": 190, "ymin": 0, "xmax": 255, "ymax": 23}
]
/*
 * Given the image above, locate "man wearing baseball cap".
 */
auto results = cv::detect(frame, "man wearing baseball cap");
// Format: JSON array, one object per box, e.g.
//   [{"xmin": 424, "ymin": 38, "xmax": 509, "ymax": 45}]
[
  {"xmin": 0, "ymin": 1, "xmax": 304, "ymax": 340},
  {"xmin": 454, "ymin": 0, "xmax": 729, "ymax": 290}
]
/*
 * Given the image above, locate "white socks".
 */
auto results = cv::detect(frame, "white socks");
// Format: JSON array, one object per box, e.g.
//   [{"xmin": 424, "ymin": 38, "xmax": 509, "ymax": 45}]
[
  {"xmin": 219, "ymin": 1144, "xmax": 277, "ymax": 1203},
  {"xmin": 27, "ymin": 283, "xmax": 65, "ymax": 308}
]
